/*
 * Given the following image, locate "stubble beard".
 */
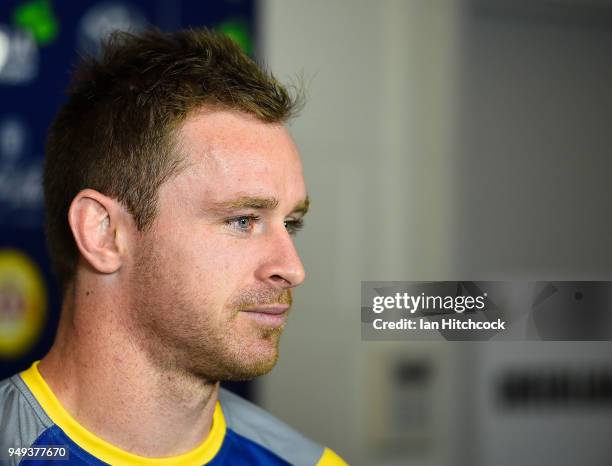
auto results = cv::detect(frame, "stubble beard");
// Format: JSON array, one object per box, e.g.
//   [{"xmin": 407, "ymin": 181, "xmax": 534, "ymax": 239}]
[{"xmin": 130, "ymin": 237, "xmax": 291, "ymax": 382}]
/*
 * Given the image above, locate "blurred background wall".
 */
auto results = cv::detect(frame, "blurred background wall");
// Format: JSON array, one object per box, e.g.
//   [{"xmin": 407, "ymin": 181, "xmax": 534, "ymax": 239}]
[
  {"xmin": 1, "ymin": 1, "xmax": 612, "ymax": 465},
  {"xmin": 260, "ymin": 1, "xmax": 459, "ymax": 465},
  {"xmin": 260, "ymin": 1, "xmax": 612, "ymax": 465}
]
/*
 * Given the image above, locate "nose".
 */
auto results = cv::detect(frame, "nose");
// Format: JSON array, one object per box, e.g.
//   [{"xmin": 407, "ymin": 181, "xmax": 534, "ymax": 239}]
[{"xmin": 256, "ymin": 226, "xmax": 306, "ymax": 289}]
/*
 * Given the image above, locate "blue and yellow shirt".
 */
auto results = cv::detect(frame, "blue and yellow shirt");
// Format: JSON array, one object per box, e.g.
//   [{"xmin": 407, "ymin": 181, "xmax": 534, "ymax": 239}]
[{"xmin": 0, "ymin": 362, "xmax": 346, "ymax": 465}]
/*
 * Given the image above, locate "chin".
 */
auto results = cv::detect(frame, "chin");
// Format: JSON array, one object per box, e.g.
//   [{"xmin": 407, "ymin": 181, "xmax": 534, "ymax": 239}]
[
  {"xmin": 219, "ymin": 355, "xmax": 279, "ymax": 382},
  {"xmin": 225, "ymin": 335, "xmax": 282, "ymax": 381}
]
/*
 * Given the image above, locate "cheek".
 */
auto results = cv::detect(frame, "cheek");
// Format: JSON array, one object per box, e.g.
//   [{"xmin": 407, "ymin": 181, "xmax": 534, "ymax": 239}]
[{"xmin": 160, "ymin": 230, "xmax": 259, "ymax": 302}]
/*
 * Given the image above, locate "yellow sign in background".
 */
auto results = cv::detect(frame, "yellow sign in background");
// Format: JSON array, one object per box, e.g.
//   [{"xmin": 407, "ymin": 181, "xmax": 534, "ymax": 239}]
[{"xmin": 0, "ymin": 249, "xmax": 47, "ymax": 358}]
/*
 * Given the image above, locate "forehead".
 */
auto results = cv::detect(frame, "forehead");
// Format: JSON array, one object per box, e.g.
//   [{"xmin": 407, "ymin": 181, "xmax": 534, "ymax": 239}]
[{"xmin": 177, "ymin": 110, "xmax": 305, "ymax": 202}]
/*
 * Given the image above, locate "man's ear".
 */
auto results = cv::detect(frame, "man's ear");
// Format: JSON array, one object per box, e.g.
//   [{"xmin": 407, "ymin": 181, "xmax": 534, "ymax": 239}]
[{"xmin": 68, "ymin": 189, "xmax": 128, "ymax": 274}]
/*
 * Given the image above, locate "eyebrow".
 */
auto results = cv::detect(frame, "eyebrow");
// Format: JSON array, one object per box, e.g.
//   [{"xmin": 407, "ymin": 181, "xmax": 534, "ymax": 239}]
[
  {"xmin": 208, "ymin": 196, "xmax": 310, "ymax": 215},
  {"xmin": 292, "ymin": 197, "xmax": 310, "ymax": 215}
]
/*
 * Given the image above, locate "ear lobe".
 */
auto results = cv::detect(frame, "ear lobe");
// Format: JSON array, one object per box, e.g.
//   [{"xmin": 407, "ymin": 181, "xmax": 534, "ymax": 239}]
[{"xmin": 68, "ymin": 189, "xmax": 123, "ymax": 275}]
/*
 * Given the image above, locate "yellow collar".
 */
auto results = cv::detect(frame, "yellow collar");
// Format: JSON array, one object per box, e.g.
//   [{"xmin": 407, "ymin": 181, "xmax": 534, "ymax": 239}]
[{"xmin": 20, "ymin": 361, "xmax": 226, "ymax": 465}]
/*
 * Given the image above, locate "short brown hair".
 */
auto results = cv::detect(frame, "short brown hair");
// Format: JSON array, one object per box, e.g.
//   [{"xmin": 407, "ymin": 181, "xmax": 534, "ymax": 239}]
[{"xmin": 44, "ymin": 28, "xmax": 300, "ymax": 293}]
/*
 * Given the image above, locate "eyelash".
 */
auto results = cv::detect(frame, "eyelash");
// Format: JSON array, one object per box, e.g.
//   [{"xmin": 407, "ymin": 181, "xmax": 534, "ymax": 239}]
[
  {"xmin": 284, "ymin": 218, "xmax": 304, "ymax": 235},
  {"xmin": 225, "ymin": 216, "xmax": 304, "ymax": 235},
  {"xmin": 226, "ymin": 215, "xmax": 260, "ymax": 233}
]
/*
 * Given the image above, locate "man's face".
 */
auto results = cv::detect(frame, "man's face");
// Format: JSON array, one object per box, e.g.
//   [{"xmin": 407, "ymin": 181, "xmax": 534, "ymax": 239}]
[{"xmin": 129, "ymin": 110, "xmax": 307, "ymax": 381}]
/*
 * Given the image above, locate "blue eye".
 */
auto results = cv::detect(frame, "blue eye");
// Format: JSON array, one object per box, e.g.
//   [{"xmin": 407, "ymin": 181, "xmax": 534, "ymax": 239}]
[
  {"xmin": 227, "ymin": 215, "xmax": 259, "ymax": 233},
  {"xmin": 284, "ymin": 219, "xmax": 304, "ymax": 235}
]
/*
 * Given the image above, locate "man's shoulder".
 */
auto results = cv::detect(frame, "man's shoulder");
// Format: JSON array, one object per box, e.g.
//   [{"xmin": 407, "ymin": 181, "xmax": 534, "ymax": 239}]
[
  {"xmin": 0, "ymin": 373, "xmax": 55, "ymax": 465},
  {"xmin": 0, "ymin": 372, "xmax": 54, "ymax": 435},
  {"xmin": 218, "ymin": 388, "xmax": 347, "ymax": 466}
]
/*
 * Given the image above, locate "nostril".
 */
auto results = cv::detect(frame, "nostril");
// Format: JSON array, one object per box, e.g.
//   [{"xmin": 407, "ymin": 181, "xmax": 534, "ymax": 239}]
[{"xmin": 270, "ymin": 274, "xmax": 287, "ymax": 283}]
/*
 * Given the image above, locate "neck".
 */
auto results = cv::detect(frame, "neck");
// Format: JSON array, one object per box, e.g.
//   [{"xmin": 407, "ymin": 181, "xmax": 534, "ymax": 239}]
[{"xmin": 38, "ymin": 281, "xmax": 219, "ymax": 457}]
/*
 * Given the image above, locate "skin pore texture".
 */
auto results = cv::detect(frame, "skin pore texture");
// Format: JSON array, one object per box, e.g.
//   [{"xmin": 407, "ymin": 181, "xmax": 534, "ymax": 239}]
[{"xmin": 37, "ymin": 110, "xmax": 308, "ymax": 457}]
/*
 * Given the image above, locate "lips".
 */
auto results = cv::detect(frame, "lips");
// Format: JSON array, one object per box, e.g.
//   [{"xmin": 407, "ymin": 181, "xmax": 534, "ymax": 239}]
[{"xmin": 240, "ymin": 305, "xmax": 290, "ymax": 327}]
